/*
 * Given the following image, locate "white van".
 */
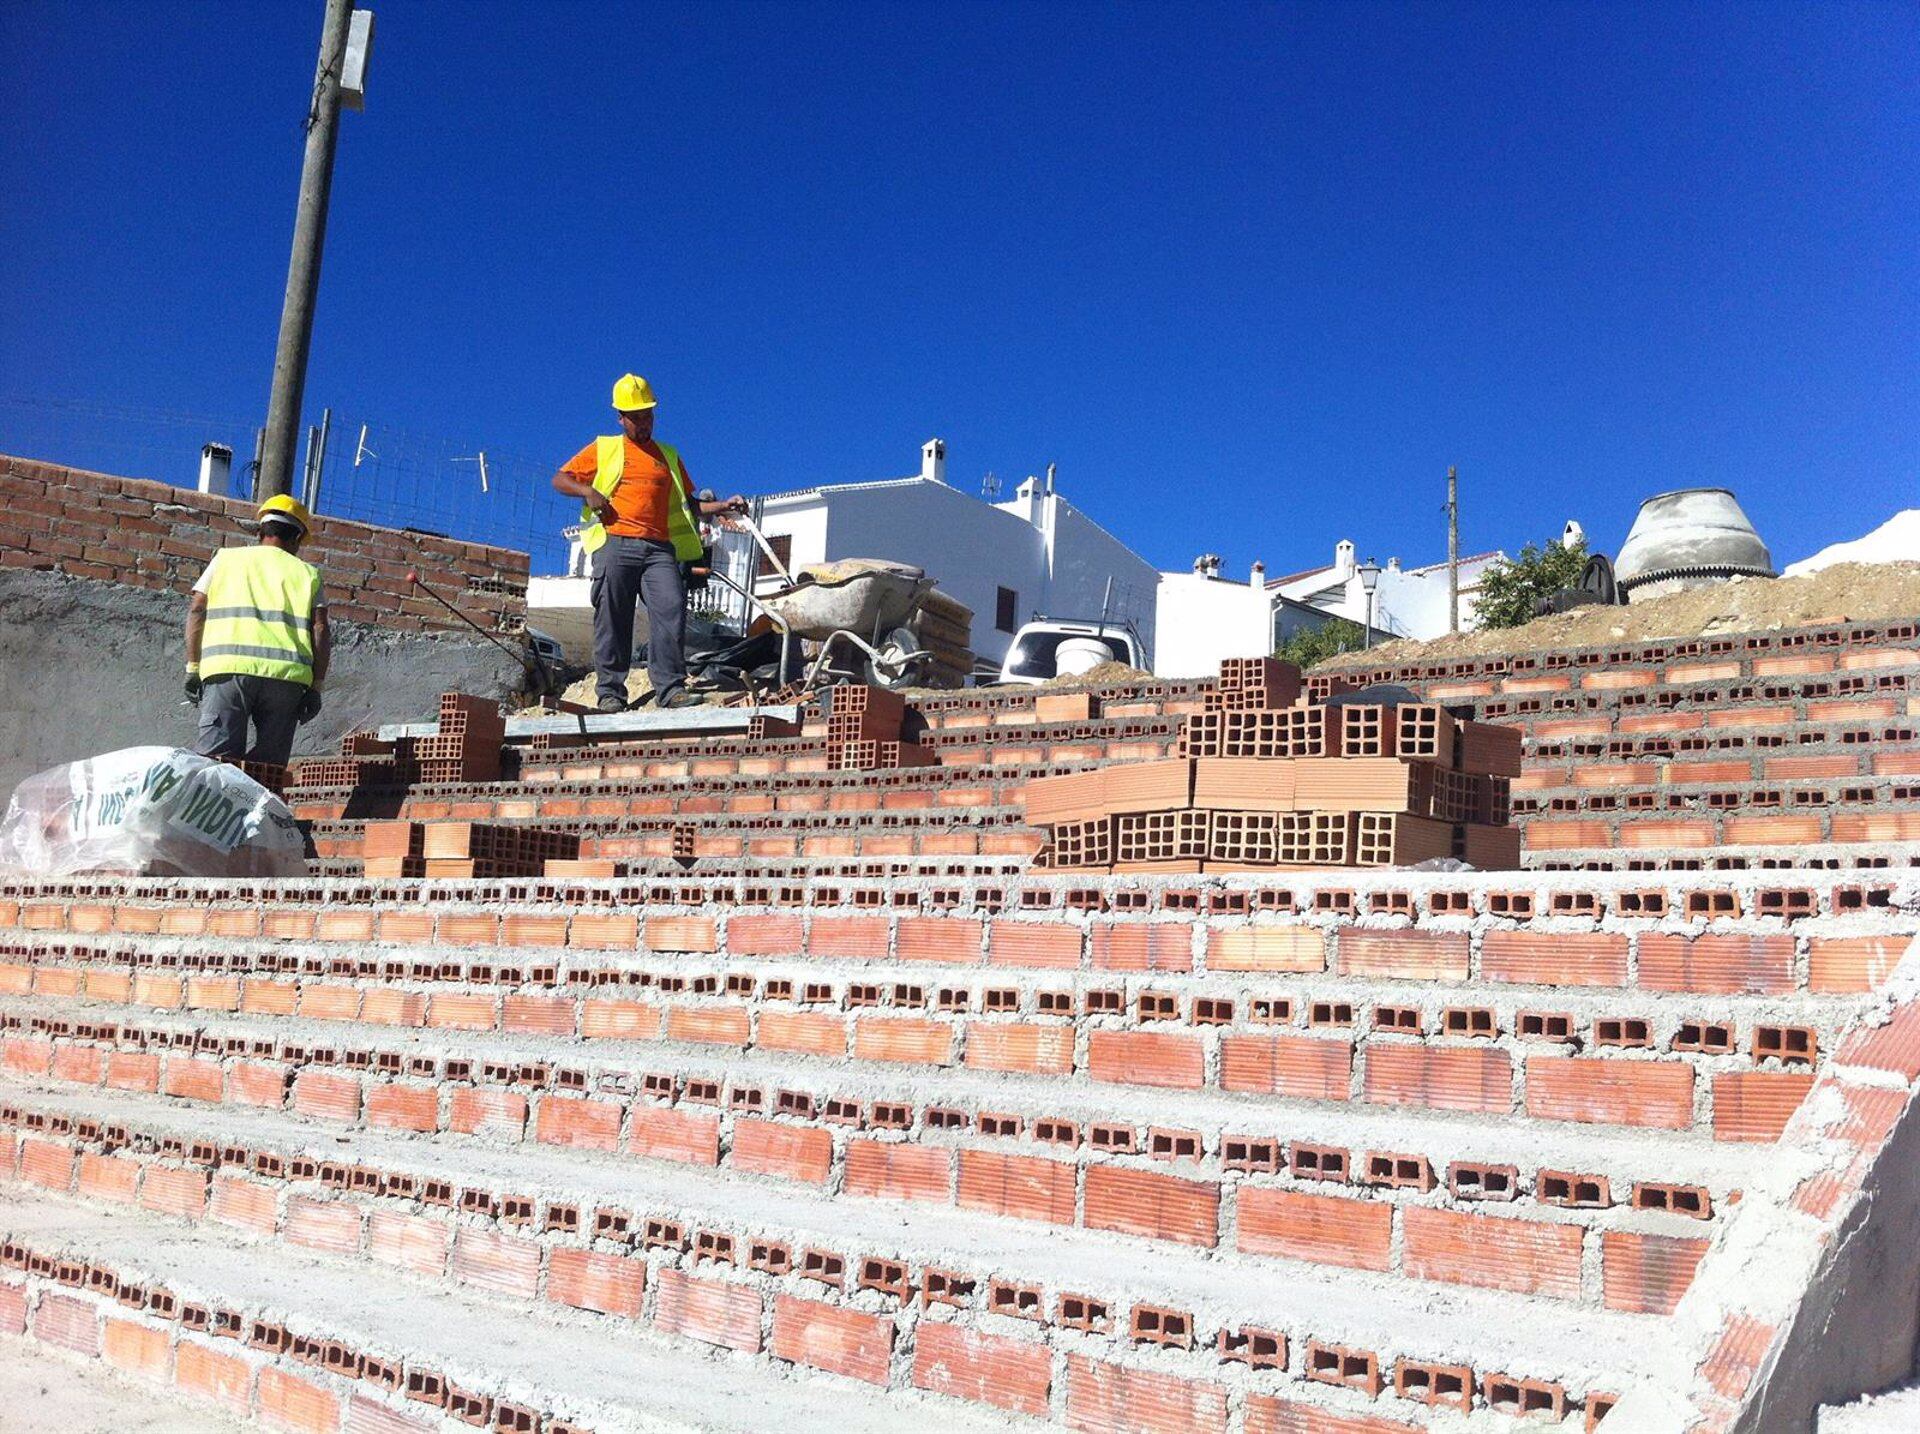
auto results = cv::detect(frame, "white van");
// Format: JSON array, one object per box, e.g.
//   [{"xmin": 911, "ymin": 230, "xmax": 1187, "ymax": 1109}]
[{"xmin": 995, "ymin": 618, "xmax": 1148, "ymax": 686}]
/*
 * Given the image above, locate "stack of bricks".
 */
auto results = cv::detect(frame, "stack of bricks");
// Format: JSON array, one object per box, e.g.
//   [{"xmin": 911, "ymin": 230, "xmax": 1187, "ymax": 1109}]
[
  {"xmin": 218, "ymin": 759, "xmax": 289, "ymax": 797},
  {"xmin": 1030, "ymin": 657, "xmax": 1522, "ymax": 872},
  {"xmin": 824, "ymin": 684, "xmax": 937, "ymax": 771},
  {"xmin": 360, "ymin": 820, "xmax": 580, "ymax": 878},
  {"xmin": 289, "ymin": 692, "xmax": 504, "ymax": 791}
]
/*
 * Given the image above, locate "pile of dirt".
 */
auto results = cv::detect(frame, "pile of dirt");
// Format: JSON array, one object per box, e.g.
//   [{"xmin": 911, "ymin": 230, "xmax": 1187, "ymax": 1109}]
[{"xmin": 1320, "ymin": 563, "xmax": 1920, "ymax": 669}]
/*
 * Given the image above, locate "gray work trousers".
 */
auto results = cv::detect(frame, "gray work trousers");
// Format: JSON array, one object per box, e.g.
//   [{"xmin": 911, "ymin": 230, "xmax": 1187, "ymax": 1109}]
[
  {"xmin": 193, "ymin": 674, "xmax": 305, "ymax": 767},
  {"xmin": 591, "ymin": 536, "xmax": 687, "ymax": 706}
]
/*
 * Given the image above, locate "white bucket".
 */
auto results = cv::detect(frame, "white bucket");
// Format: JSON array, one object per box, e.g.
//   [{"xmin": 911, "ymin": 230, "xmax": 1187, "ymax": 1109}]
[{"xmin": 1054, "ymin": 637, "xmax": 1110, "ymax": 678}]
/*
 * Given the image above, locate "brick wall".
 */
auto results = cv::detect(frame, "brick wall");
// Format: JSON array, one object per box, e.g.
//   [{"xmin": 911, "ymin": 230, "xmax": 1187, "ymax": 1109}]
[{"xmin": 0, "ymin": 453, "xmax": 527, "ymax": 634}]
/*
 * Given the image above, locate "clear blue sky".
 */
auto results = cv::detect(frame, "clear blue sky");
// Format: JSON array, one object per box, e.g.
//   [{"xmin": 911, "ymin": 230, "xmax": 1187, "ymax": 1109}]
[{"xmin": 2, "ymin": 1, "xmax": 1913, "ymax": 578}]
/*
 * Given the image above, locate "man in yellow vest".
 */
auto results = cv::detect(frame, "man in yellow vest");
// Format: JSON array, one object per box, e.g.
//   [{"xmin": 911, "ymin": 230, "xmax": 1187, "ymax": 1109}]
[
  {"xmin": 183, "ymin": 494, "xmax": 332, "ymax": 766},
  {"xmin": 552, "ymin": 374, "xmax": 746, "ymax": 712}
]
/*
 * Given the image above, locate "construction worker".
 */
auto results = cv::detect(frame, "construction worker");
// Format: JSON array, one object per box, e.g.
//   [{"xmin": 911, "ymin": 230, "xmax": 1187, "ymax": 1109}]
[
  {"xmin": 183, "ymin": 495, "xmax": 331, "ymax": 767},
  {"xmin": 551, "ymin": 374, "xmax": 747, "ymax": 712}
]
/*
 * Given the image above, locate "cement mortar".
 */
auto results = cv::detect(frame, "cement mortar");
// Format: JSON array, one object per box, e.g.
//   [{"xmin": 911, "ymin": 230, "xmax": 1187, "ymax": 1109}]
[{"xmin": 0, "ymin": 568, "xmax": 521, "ymax": 801}]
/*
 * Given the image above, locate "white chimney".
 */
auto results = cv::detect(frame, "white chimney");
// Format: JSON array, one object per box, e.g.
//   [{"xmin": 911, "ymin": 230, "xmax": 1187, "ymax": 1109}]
[
  {"xmin": 1387, "ymin": 557, "xmax": 1401, "ymax": 572},
  {"xmin": 1335, "ymin": 539, "xmax": 1356, "ymax": 576},
  {"xmin": 1563, "ymin": 519, "xmax": 1586, "ymax": 549},
  {"xmin": 921, "ymin": 438, "xmax": 947, "ymax": 485},
  {"xmin": 198, "ymin": 442, "xmax": 234, "ymax": 495},
  {"xmin": 1250, "ymin": 560, "xmax": 1266, "ymax": 584}
]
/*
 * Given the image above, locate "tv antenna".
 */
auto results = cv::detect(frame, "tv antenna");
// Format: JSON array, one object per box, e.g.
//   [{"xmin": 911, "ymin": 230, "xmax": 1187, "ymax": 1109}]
[
  {"xmin": 353, "ymin": 424, "xmax": 377, "ymax": 467},
  {"xmin": 452, "ymin": 450, "xmax": 490, "ymax": 493},
  {"xmin": 980, "ymin": 471, "xmax": 1001, "ymax": 500}
]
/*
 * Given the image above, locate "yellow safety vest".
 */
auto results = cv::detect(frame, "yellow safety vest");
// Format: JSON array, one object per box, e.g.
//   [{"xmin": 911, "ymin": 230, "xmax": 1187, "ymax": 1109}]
[
  {"xmin": 198, "ymin": 545, "xmax": 323, "ymax": 685},
  {"xmin": 578, "ymin": 435, "xmax": 704, "ymax": 562}
]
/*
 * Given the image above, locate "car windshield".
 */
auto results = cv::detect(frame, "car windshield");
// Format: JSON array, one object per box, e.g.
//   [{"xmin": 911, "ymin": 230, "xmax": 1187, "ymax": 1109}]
[{"xmin": 1004, "ymin": 631, "xmax": 1128, "ymax": 680}]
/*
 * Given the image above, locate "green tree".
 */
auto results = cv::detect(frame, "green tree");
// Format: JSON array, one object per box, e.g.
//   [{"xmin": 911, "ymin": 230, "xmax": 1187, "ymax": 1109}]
[
  {"xmin": 1273, "ymin": 617, "xmax": 1369, "ymax": 669},
  {"xmin": 1472, "ymin": 538, "xmax": 1590, "ymax": 630}
]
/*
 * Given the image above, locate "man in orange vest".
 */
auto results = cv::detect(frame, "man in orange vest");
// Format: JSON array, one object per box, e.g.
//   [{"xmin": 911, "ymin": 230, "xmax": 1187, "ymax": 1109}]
[{"xmin": 551, "ymin": 374, "xmax": 746, "ymax": 712}]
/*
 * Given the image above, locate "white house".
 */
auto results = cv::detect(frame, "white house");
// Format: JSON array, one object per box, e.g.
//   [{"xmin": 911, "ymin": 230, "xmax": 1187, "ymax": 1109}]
[
  {"xmin": 531, "ymin": 440, "xmax": 1160, "ymax": 669},
  {"xmin": 1153, "ymin": 540, "xmax": 1515, "ymax": 679},
  {"xmin": 734, "ymin": 441, "xmax": 1158, "ymax": 667}
]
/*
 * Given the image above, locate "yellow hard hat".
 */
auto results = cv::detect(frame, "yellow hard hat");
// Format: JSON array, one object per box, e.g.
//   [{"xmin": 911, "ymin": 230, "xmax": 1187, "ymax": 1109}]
[
  {"xmin": 257, "ymin": 494, "xmax": 312, "ymax": 534},
  {"xmin": 612, "ymin": 373, "xmax": 658, "ymax": 412}
]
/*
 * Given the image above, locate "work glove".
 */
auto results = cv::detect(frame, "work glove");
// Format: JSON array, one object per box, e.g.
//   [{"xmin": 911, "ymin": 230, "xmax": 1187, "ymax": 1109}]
[
  {"xmin": 296, "ymin": 688, "xmax": 323, "ymax": 724},
  {"xmin": 184, "ymin": 671, "xmax": 202, "ymax": 702}
]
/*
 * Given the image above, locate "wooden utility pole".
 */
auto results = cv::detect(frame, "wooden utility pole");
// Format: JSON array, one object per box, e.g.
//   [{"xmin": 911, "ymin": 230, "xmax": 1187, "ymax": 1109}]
[
  {"xmin": 1447, "ymin": 466, "xmax": 1460, "ymax": 633},
  {"xmin": 258, "ymin": 0, "xmax": 357, "ymax": 499}
]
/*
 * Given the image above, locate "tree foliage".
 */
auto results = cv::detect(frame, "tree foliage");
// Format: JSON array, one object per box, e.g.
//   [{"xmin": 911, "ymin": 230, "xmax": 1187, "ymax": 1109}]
[
  {"xmin": 1472, "ymin": 539, "xmax": 1590, "ymax": 630},
  {"xmin": 1273, "ymin": 617, "xmax": 1369, "ymax": 670}
]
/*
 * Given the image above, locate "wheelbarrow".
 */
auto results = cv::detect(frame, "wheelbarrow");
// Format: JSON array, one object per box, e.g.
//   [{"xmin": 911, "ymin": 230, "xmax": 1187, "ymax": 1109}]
[{"xmin": 703, "ymin": 519, "xmax": 938, "ymax": 693}]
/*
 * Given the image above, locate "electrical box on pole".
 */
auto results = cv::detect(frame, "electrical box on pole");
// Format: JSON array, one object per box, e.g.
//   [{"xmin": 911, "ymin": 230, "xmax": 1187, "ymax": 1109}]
[{"xmin": 341, "ymin": 10, "xmax": 375, "ymax": 110}]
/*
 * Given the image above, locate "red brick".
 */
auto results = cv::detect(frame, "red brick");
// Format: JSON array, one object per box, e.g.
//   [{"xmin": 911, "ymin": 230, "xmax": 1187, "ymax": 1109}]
[
  {"xmin": 629, "ymin": 1106, "xmax": 722, "ymax": 1166},
  {"xmin": 448, "ymin": 1087, "xmax": 528, "ymax": 1138},
  {"xmin": 344, "ymin": 1395, "xmax": 437, "ymax": 1434},
  {"xmin": 102, "ymin": 1317, "xmax": 171, "ymax": 1378},
  {"xmin": 1840, "ymin": 1002, "xmax": 1920, "ymax": 1081},
  {"xmin": 1338, "ymin": 929, "xmax": 1469, "ymax": 981},
  {"xmin": 652, "ymin": 1268, "xmax": 763, "ymax": 1352},
  {"xmin": 1526, "ymin": 1057, "xmax": 1695, "ymax": 1129},
  {"xmin": 1220, "ymin": 1034, "xmax": 1350, "ymax": 1100},
  {"xmin": 175, "ymin": 1339, "xmax": 251, "ymax": 1411},
  {"xmin": 853, "ymin": 1016, "xmax": 954, "ymax": 1065},
  {"xmin": 913, "ymin": 1320, "xmax": 1051, "ymax": 1416},
  {"xmin": 1713, "ymin": 1071, "xmax": 1815, "ymax": 1142},
  {"xmin": 19, "ymin": 1138, "xmax": 74, "ymax": 1191},
  {"xmin": 988, "ymin": 923, "xmax": 1083, "ymax": 968},
  {"xmin": 1810, "ymin": 936, "xmax": 1909, "ymax": 994},
  {"xmin": 286, "ymin": 1194, "xmax": 363, "ymax": 1255},
  {"xmin": 32, "ymin": 1291, "xmax": 99, "ymax": 1356},
  {"xmin": 161, "ymin": 1056, "xmax": 226, "ymax": 1105},
  {"xmin": 578, "ymin": 998, "xmax": 659, "ymax": 1039},
  {"xmin": 1065, "ymin": 1354, "xmax": 1228, "ymax": 1434},
  {"xmin": 1237, "ymin": 1188, "xmax": 1391, "ymax": 1271},
  {"xmin": 547, "ymin": 1246, "xmax": 645, "ymax": 1317},
  {"xmin": 1603, "ymin": 1231, "xmax": 1708, "ymax": 1314},
  {"xmin": 367, "ymin": 1210, "xmax": 451, "ymax": 1276},
  {"xmin": 259, "ymin": 1368, "xmax": 342, "ymax": 1434},
  {"xmin": 958, "ymin": 1149, "xmax": 1077, "ymax": 1224},
  {"xmin": 451, "ymin": 1227, "xmax": 541, "ymax": 1299},
  {"xmin": 425, "ymin": 992, "xmax": 497, "ymax": 1030},
  {"xmin": 1402, "ymin": 1206, "xmax": 1582, "ymax": 1298},
  {"xmin": 567, "ymin": 913, "xmax": 637, "ymax": 949},
  {"xmin": 138, "ymin": 1163, "xmax": 208, "ymax": 1220},
  {"xmin": 535, "ymin": 1095, "xmax": 623, "ymax": 1152},
  {"xmin": 666, "ymin": 1005, "xmax": 751, "ymax": 1047},
  {"xmin": 502, "ymin": 994, "xmax": 576, "ymax": 1036},
  {"xmin": 105, "ymin": 1050, "xmax": 161, "ymax": 1092},
  {"xmin": 291, "ymin": 1069, "xmax": 362, "ymax": 1122},
  {"xmin": 210, "ymin": 1175, "xmax": 279, "ymax": 1235},
  {"xmin": 365, "ymin": 1083, "xmax": 440, "ymax": 1133},
  {"xmin": 732, "ymin": 1117, "xmax": 833, "ymax": 1184},
  {"xmin": 807, "ymin": 916, "xmax": 891, "ymax": 959},
  {"xmin": 1481, "ymin": 930, "xmax": 1628, "ymax": 987},
  {"xmin": 757, "ymin": 1009, "xmax": 846, "ymax": 1057},
  {"xmin": 1643, "ymin": 936, "xmax": 1789, "ymax": 990},
  {"xmin": 1093, "ymin": 923, "xmax": 1194, "ymax": 972},
  {"xmin": 1084, "ymin": 1164, "xmax": 1220, "ymax": 1247},
  {"xmin": 1363, "ymin": 1044, "xmax": 1511, "ymax": 1114},
  {"xmin": 646, "ymin": 915, "xmax": 718, "ymax": 952},
  {"xmin": 77, "ymin": 1152, "xmax": 140, "ymax": 1204},
  {"xmin": 965, "ymin": 1023, "xmax": 1075, "ymax": 1075},
  {"xmin": 772, "ymin": 1296, "xmax": 893, "ymax": 1385},
  {"xmin": 845, "ymin": 1140, "xmax": 950, "ymax": 1203},
  {"xmin": 728, "ymin": 914, "xmax": 805, "ymax": 954},
  {"xmin": 228, "ymin": 1061, "xmax": 290, "ymax": 1107},
  {"xmin": 897, "ymin": 917, "xmax": 985, "ymax": 964},
  {"xmin": 1087, "ymin": 1030, "xmax": 1205, "ymax": 1089},
  {"xmin": 1245, "ymin": 1396, "xmax": 1420, "ymax": 1434},
  {"xmin": 1208, "ymin": 927, "xmax": 1324, "ymax": 973}
]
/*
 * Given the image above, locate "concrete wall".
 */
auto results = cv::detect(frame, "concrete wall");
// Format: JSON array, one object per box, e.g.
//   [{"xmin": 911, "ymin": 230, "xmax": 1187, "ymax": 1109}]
[
  {"xmin": 1153, "ymin": 571, "xmax": 1274, "ymax": 677},
  {"xmin": 0, "ymin": 567, "xmax": 522, "ymax": 804},
  {"xmin": 1038, "ymin": 495, "xmax": 1159, "ymax": 664}
]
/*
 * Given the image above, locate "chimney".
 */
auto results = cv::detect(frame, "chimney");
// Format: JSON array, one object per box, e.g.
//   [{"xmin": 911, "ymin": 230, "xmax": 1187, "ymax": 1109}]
[
  {"xmin": 1250, "ymin": 559, "xmax": 1265, "ymax": 584},
  {"xmin": 198, "ymin": 442, "xmax": 234, "ymax": 495},
  {"xmin": 1334, "ymin": 539, "xmax": 1356, "ymax": 577},
  {"xmin": 921, "ymin": 438, "xmax": 947, "ymax": 485},
  {"xmin": 1045, "ymin": 462, "xmax": 1056, "ymax": 493}
]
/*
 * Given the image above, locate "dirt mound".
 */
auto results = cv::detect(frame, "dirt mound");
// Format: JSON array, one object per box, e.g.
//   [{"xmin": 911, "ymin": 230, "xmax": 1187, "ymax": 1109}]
[{"xmin": 1321, "ymin": 563, "xmax": 1920, "ymax": 669}]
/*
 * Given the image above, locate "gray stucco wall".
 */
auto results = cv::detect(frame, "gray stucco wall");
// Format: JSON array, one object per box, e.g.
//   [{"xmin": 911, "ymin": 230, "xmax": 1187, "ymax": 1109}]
[{"xmin": 0, "ymin": 568, "xmax": 522, "ymax": 802}]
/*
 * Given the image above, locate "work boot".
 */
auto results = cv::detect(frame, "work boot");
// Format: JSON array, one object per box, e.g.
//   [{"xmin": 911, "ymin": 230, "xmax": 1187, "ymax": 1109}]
[
  {"xmin": 595, "ymin": 695, "xmax": 625, "ymax": 714},
  {"xmin": 655, "ymin": 687, "xmax": 698, "ymax": 711}
]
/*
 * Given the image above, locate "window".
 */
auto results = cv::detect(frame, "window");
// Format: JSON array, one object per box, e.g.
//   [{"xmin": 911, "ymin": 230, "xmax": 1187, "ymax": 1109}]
[
  {"xmin": 765, "ymin": 533, "xmax": 792, "ymax": 575},
  {"xmin": 996, "ymin": 586, "xmax": 1018, "ymax": 634}
]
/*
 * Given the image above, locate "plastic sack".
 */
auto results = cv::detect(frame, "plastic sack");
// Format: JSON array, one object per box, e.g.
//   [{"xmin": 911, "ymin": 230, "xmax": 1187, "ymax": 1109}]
[{"xmin": 0, "ymin": 747, "xmax": 307, "ymax": 879}]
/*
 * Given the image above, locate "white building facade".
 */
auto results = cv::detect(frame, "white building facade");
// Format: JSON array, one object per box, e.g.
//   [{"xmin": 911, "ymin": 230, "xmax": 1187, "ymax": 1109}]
[{"xmin": 732, "ymin": 441, "xmax": 1159, "ymax": 668}]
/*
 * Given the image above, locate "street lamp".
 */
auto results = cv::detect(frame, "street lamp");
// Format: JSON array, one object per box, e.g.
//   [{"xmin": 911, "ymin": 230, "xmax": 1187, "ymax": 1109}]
[{"xmin": 1357, "ymin": 559, "xmax": 1382, "ymax": 650}]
